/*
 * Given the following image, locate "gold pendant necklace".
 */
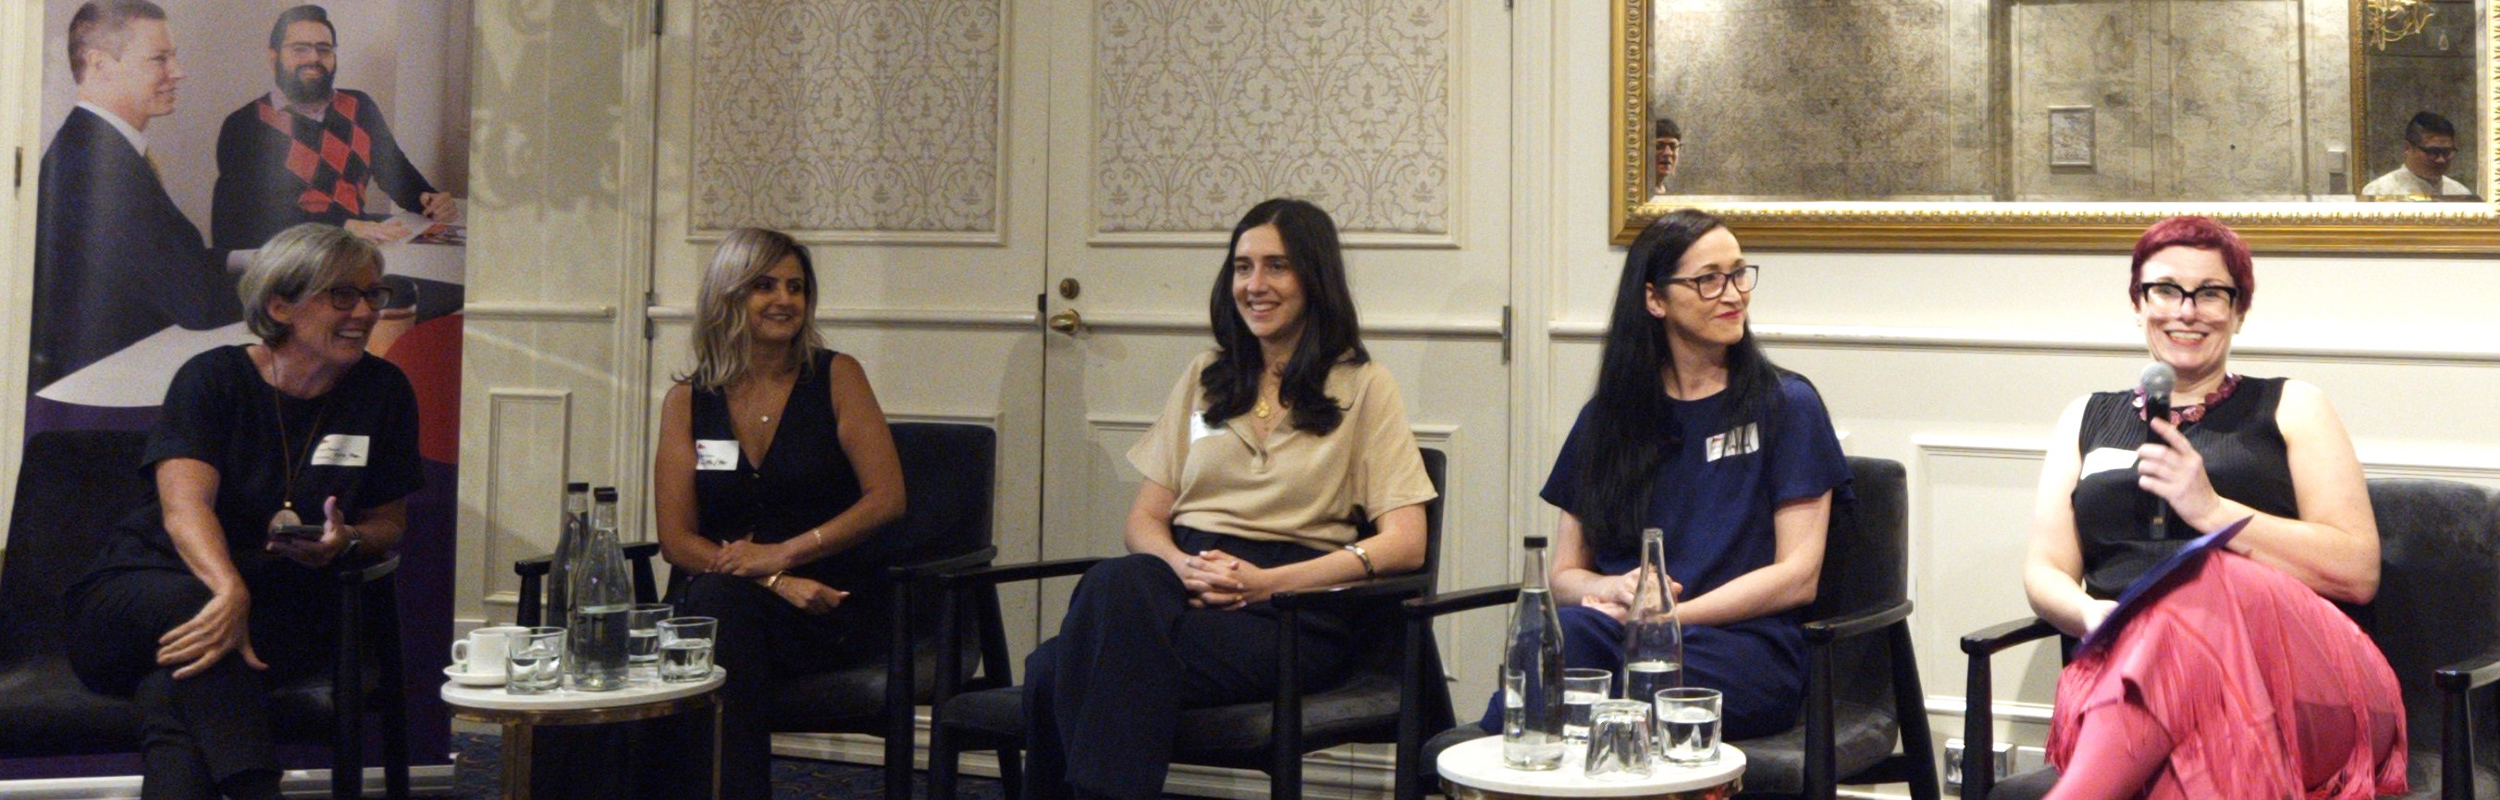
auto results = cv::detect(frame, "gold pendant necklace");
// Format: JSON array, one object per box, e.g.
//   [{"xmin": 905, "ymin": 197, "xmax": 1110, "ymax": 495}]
[
  {"xmin": 1253, "ymin": 396, "xmax": 1273, "ymax": 418},
  {"xmin": 267, "ymin": 362, "xmax": 331, "ymax": 536}
]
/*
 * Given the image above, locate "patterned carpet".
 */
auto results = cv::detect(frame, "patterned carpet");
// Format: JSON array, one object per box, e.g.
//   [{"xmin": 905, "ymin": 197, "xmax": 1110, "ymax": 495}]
[{"xmin": 448, "ymin": 732, "xmax": 1011, "ymax": 800}]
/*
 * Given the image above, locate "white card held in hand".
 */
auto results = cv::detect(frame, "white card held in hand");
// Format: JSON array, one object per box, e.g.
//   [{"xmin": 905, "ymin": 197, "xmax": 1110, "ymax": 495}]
[
  {"xmin": 695, "ymin": 439, "xmax": 740, "ymax": 471},
  {"xmin": 309, "ymin": 434, "xmax": 369, "ymax": 467}
]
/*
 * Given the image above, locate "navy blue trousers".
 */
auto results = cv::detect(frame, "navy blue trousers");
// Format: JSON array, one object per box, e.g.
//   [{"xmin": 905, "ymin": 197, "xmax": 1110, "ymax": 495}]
[{"xmin": 1022, "ymin": 529, "xmax": 1352, "ymax": 800}]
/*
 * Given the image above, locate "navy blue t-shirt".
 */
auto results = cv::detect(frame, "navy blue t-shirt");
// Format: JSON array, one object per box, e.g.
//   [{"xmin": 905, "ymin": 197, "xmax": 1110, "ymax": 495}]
[{"xmin": 1540, "ymin": 373, "xmax": 1851, "ymax": 714}]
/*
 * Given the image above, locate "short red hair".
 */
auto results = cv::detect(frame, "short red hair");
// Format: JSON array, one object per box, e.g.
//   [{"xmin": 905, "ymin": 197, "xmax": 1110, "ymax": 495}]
[{"xmin": 2129, "ymin": 216, "xmax": 2254, "ymax": 314}]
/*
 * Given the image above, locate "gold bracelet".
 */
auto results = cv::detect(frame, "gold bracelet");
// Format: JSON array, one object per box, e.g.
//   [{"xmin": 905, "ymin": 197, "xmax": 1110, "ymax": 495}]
[
  {"xmin": 809, "ymin": 527, "xmax": 826, "ymax": 548},
  {"xmin": 1342, "ymin": 542, "xmax": 1377, "ymax": 578},
  {"xmin": 766, "ymin": 572, "xmax": 785, "ymax": 589}
]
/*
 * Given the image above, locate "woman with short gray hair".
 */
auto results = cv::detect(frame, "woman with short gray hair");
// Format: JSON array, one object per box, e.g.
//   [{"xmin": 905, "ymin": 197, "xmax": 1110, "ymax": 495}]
[{"xmin": 64, "ymin": 222, "xmax": 424, "ymax": 800}]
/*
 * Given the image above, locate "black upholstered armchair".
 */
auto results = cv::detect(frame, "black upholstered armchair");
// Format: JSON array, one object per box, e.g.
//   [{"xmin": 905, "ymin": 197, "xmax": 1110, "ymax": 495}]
[
  {"xmin": 1959, "ymin": 477, "xmax": 2500, "ymax": 800},
  {"xmin": 1401, "ymin": 456, "xmax": 1937, "ymax": 800},
  {"xmin": 0, "ymin": 429, "xmax": 411, "ymax": 800},
  {"xmin": 512, "ymin": 421, "xmax": 1001, "ymax": 800},
  {"xmin": 924, "ymin": 448, "xmax": 1450, "ymax": 800}
]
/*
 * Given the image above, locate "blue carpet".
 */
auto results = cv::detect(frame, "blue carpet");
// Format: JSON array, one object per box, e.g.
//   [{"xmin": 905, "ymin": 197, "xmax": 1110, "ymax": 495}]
[{"xmin": 449, "ymin": 732, "xmax": 1010, "ymax": 800}]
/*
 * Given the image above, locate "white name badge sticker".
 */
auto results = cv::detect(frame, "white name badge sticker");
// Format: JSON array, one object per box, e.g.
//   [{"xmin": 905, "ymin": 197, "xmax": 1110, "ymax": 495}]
[
  {"xmin": 1705, "ymin": 423, "xmax": 1760, "ymax": 462},
  {"xmin": 1188, "ymin": 414, "xmax": 1222, "ymax": 443},
  {"xmin": 695, "ymin": 440, "xmax": 741, "ymax": 471},
  {"xmin": 2080, "ymin": 447, "xmax": 2139, "ymax": 478},
  {"xmin": 309, "ymin": 434, "xmax": 369, "ymax": 467}
]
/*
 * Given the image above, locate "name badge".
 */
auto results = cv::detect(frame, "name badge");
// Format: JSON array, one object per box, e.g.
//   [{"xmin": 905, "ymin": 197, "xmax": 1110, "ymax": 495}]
[
  {"xmin": 1705, "ymin": 423, "xmax": 1760, "ymax": 462},
  {"xmin": 2080, "ymin": 447, "xmax": 2138, "ymax": 478},
  {"xmin": 309, "ymin": 434, "xmax": 369, "ymax": 467},
  {"xmin": 1188, "ymin": 414, "xmax": 1222, "ymax": 443},
  {"xmin": 695, "ymin": 439, "xmax": 741, "ymax": 471}
]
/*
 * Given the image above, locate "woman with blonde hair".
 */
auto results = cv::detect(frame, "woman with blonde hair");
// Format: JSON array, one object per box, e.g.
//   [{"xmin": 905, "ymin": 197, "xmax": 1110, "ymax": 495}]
[{"xmin": 653, "ymin": 227, "xmax": 905, "ymax": 799}]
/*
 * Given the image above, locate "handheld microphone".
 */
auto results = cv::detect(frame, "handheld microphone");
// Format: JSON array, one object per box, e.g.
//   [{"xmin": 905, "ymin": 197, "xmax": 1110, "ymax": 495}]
[
  {"xmin": 2138, "ymin": 362, "xmax": 2176, "ymax": 539},
  {"xmin": 2139, "ymin": 361, "xmax": 2175, "ymax": 443}
]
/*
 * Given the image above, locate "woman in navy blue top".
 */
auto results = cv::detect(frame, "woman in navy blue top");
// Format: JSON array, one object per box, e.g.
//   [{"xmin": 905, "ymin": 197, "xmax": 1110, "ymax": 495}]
[{"xmin": 1478, "ymin": 209, "xmax": 1850, "ymax": 741}]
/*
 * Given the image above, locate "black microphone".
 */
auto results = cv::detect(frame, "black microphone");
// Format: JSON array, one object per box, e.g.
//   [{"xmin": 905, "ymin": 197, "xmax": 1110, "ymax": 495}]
[{"xmin": 2138, "ymin": 362, "xmax": 2176, "ymax": 539}]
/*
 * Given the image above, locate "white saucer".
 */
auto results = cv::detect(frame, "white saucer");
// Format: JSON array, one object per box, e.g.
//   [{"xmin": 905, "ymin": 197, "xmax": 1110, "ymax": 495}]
[{"xmin": 444, "ymin": 665, "xmax": 507, "ymax": 686}]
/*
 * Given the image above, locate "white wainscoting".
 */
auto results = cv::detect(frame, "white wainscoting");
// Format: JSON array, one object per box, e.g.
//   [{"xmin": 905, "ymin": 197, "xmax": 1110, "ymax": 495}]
[{"xmin": 481, "ymin": 389, "xmax": 575, "ymax": 607}]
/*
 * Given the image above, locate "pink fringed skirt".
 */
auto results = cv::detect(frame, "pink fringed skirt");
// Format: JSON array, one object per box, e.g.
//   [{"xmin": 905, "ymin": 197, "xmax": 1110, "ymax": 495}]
[{"xmin": 2046, "ymin": 551, "xmax": 2408, "ymax": 799}]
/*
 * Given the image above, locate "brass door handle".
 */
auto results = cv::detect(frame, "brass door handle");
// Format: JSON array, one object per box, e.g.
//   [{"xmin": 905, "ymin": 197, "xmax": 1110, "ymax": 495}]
[{"xmin": 1047, "ymin": 309, "xmax": 1085, "ymax": 335}]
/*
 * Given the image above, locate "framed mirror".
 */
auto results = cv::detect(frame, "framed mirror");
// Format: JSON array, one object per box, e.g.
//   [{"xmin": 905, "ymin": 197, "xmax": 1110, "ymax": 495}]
[{"xmin": 1612, "ymin": 0, "xmax": 2500, "ymax": 252}]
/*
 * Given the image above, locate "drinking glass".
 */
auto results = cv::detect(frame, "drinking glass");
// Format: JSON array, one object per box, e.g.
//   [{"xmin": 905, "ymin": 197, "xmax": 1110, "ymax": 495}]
[
  {"xmin": 658, "ymin": 617, "xmax": 718, "ymax": 682},
  {"xmin": 1560, "ymin": 668, "xmax": 1611, "ymax": 745},
  {"xmin": 1582, "ymin": 699, "xmax": 1653, "ymax": 780},
  {"xmin": 626, "ymin": 603, "xmax": 673, "ymax": 679},
  {"xmin": 505, "ymin": 627, "xmax": 566, "ymax": 695},
  {"xmin": 1654, "ymin": 687, "xmax": 1723, "ymax": 765}
]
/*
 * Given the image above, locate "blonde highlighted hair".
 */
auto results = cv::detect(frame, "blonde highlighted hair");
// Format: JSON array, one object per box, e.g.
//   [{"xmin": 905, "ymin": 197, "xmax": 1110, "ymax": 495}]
[{"xmin": 682, "ymin": 228, "xmax": 824, "ymax": 390}]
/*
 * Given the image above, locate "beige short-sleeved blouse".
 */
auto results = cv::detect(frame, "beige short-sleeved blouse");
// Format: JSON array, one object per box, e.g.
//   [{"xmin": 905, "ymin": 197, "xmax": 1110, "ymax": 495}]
[{"xmin": 1127, "ymin": 350, "xmax": 1438, "ymax": 550}]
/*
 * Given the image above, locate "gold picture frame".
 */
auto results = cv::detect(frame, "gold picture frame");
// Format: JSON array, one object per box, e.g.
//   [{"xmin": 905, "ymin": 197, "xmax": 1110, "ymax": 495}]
[{"xmin": 1612, "ymin": 0, "xmax": 2500, "ymax": 253}]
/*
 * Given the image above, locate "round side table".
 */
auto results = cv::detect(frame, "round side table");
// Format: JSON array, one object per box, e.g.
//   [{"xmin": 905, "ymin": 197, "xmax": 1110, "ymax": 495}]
[
  {"xmin": 441, "ymin": 669, "xmax": 727, "ymax": 800},
  {"xmin": 1436, "ymin": 735, "xmax": 1745, "ymax": 800}
]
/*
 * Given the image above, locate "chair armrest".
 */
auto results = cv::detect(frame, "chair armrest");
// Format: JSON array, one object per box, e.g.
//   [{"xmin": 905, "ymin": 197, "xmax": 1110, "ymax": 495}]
[
  {"xmin": 334, "ymin": 552, "xmax": 402, "ymax": 584},
  {"xmin": 1402, "ymin": 583, "xmax": 1521, "ymax": 619},
  {"xmin": 624, "ymin": 541, "xmax": 659, "ymax": 562},
  {"xmin": 1961, "ymin": 617, "xmax": 2061, "ymax": 657},
  {"xmin": 1800, "ymin": 598, "xmax": 1911, "ymax": 645},
  {"xmin": 889, "ymin": 546, "xmax": 999, "ymax": 582},
  {"xmin": 935, "ymin": 556, "xmax": 1110, "ymax": 588},
  {"xmin": 2435, "ymin": 648, "xmax": 2500, "ymax": 693},
  {"xmin": 514, "ymin": 553, "xmax": 552, "ymax": 578},
  {"xmin": 1270, "ymin": 573, "xmax": 1434, "ymax": 610}
]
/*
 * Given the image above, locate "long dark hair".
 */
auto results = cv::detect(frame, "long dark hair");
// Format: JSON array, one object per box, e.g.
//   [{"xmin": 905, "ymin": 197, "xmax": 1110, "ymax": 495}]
[
  {"xmin": 1200, "ymin": 198, "xmax": 1368, "ymax": 436},
  {"xmin": 1572, "ymin": 209, "xmax": 1789, "ymax": 555}
]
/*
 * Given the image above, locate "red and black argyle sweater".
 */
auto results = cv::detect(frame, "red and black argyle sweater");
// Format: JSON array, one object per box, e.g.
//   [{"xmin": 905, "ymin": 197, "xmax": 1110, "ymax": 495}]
[{"xmin": 212, "ymin": 89, "xmax": 437, "ymax": 250}]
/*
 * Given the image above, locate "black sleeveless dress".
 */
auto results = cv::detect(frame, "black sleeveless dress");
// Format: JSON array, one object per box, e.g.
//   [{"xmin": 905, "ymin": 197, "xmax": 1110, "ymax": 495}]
[
  {"xmin": 2071, "ymin": 376, "xmax": 2295, "ymax": 598},
  {"xmin": 689, "ymin": 348, "xmax": 879, "ymax": 601}
]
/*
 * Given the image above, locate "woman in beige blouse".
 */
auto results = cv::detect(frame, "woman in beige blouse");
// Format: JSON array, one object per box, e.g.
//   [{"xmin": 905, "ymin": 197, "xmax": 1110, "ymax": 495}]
[{"xmin": 1020, "ymin": 198, "xmax": 1438, "ymax": 800}]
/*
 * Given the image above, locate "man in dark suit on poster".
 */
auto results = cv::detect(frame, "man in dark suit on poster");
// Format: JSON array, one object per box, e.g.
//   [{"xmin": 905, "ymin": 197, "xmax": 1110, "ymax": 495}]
[{"xmin": 30, "ymin": 0, "xmax": 241, "ymax": 392}]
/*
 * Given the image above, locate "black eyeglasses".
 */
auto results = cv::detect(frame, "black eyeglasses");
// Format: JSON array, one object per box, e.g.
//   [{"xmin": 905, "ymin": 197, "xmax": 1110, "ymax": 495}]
[
  {"xmin": 2136, "ymin": 281, "xmax": 2237, "ymax": 313},
  {"xmin": 315, "ymin": 284, "xmax": 400, "ymax": 311},
  {"xmin": 1655, "ymin": 264, "xmax": 1760, "ymax": 300},
  {"xmin": 2414, "ymin": 145, "xmax": 2458, "ymax": 159}
]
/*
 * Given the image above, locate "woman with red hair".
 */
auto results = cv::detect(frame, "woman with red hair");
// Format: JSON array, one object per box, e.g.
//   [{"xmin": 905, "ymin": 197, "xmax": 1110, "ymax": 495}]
[{"xmin": 2022, "ymin": 217, "xmax": 2406, "ymax": 799}]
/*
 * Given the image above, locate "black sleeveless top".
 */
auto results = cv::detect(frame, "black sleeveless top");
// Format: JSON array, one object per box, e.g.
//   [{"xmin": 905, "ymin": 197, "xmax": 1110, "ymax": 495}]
[
  {"xmin": 2072, "ymin": 376, "xmax": 2296, "ymax": 598},
  {"xmin": 691, "ymin": 349, "xmax": 872, "ymax": 591}
]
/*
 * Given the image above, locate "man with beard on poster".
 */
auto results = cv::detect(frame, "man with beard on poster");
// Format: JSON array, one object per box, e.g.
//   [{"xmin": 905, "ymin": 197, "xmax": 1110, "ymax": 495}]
[
  {"xmin": 211, "ymin": 4, "xmax": 459, "ymax": 251},
  {"xmin": 31, "ymin": 0, "xmax": 245, "ymax": 393}
]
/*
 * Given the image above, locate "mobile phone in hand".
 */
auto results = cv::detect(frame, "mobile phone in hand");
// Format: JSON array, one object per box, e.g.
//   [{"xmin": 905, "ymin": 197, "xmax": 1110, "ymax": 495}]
[{"xmin": 270, "ymin": 524, "xmax": 325, "ymax": 542}]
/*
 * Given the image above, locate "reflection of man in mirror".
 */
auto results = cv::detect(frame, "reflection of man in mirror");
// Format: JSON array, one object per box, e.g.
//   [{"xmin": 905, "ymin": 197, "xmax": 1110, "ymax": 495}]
[
  {"xmin": 212, "ymin": 4, "xmax": 459, "ymax": 251},
  {"xmin": 1652, "ymin": 117, "xmax": 1681, "ymax": 195},
  {"xmin": 2362, "ymin": 112, "xmax": 2474, "ymax": 199},
  {"xmin": 31, "ymin": 0, "xmax": 244, "ymax": 392}
]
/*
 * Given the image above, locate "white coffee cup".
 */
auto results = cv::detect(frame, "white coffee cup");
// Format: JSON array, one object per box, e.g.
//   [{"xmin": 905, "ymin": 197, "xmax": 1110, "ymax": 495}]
[{"xmin": 452, "ymin": 626, "xmax": 529, "ymax": 675}]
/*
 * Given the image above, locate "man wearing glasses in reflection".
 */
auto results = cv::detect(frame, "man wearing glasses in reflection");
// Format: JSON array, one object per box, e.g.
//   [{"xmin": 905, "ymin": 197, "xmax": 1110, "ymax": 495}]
[
  {"xmin": 2362, "ymin": 111, "xmax": 2476, "ymax": 200},
  {"xmin": 211, "ymin": 4, "xmax": 459, "ymax": 251}
]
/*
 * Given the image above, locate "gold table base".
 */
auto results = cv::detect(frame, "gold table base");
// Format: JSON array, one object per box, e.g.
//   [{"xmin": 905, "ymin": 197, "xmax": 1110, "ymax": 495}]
[{"xmin": 447, "ymin": 691, "xmax": 724, "ymax": 800}]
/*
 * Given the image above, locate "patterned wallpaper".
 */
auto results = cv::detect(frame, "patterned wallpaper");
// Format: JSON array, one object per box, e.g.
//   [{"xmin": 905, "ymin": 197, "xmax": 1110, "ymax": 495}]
[
  {"xmin": 690, "ymin": 0, "xmax": 1001, "ymax": 233},
  {"xmin": 1094, "ymin": 0, "xmax": 1453, "ymax": 235}
]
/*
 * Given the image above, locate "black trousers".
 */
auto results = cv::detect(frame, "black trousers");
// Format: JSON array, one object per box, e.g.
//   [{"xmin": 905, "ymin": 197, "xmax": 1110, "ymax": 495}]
[
  {"xmin": 646, "ymin": 571, "xmax": 862, "ymax": 800},
  {"xmin": 65, "ymin": 563, "xmax": 334, "ymax": 800},
  {"xmin": 1022, "ymin": 529, "xmax": 1353, "ymax": 800}
]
